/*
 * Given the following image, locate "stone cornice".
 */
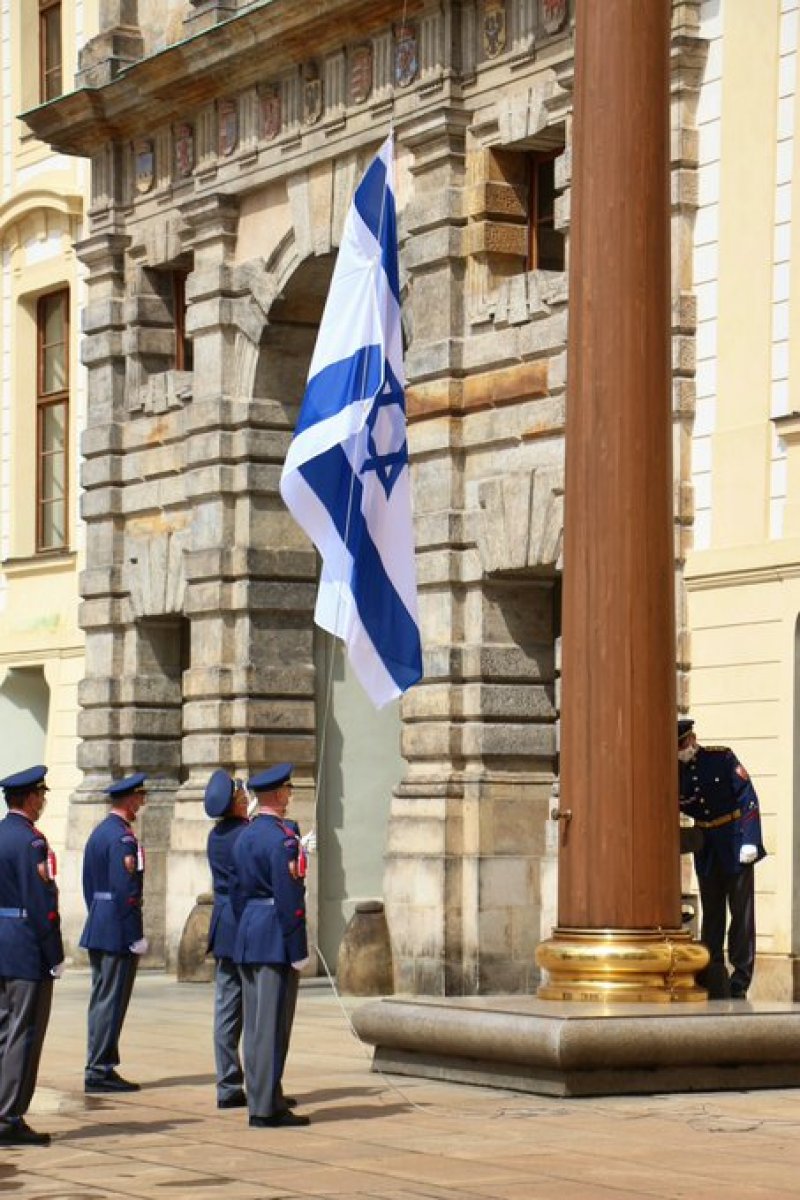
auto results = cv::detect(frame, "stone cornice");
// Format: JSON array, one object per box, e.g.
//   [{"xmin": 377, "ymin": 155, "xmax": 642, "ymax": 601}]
[
  {"xmin": 22, "ymin": 0, "xmax": 426, "ymax": 158},
  {"xmin": 685, "ymin": 539, "xmax": 800, "ymax": 590}
]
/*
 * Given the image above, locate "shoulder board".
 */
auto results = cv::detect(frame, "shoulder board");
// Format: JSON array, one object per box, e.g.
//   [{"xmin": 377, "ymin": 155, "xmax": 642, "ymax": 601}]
[
  {"xmin": 30, "ymin": 835, "xmax": 46, "ymax": 849},
  {"xmin": 703, "ymin": 745, "xmax": 731, "ymax": 754},
  {"xmin": 120, "ymin": 833, "xmax": 137, "ymax": 845}
]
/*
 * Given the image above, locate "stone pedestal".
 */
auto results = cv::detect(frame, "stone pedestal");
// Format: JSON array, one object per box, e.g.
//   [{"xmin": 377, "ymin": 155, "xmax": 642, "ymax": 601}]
[{"xmin": 353, "ymin": 996, "xmax": 800, "ymax": 1096}]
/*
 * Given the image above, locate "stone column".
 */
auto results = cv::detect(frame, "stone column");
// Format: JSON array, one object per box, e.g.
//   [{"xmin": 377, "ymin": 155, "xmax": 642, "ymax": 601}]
[{"xmin": 536, "ymin": 0, "xmax": 707, "ymax": 1001}]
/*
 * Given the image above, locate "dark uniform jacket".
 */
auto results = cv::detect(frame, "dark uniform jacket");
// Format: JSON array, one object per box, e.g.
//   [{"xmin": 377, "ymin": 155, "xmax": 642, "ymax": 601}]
[
  {"xmin": 0, "ymin": 811, "xmax": 63, "ymax": 981},
  {"xmin": 679, "ymin": 746, "xmax": 766, "ymax": 877},
  {"xmin": 207, "ymin": 816, "xmax": 248, "ymax": 961},
  {"xmin": 79, "ymin": 813, "xmax": 144, "ymax": 954},
  {"xmin": 231, "ymin": 814, "xmax": 307, "ymax": 967}
]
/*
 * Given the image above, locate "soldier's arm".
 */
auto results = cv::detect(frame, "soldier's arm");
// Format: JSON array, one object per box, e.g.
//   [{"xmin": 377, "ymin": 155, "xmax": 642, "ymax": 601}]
[{"xmin": 23, "ymin": 833, "xmax": 64, "ymax": 969}]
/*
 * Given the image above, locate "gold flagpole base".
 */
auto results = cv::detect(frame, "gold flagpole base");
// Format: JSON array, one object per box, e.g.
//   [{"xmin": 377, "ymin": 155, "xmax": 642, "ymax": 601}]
[{"xmin": 536, "ymin": 927, "xmax": 710, "ymax": 1003}]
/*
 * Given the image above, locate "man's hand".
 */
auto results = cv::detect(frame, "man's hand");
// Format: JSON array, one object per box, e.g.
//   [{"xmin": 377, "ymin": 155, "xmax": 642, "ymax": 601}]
[
  {"xmin": 739, "ymin": 844, "xmax": 758, "ymax": 864},
  {"xmin": 300, "ymin": 830, "xmax": 317, "ymax": 854},
  {"xmin": 50, "ymin": 961, "xmax": 66, "ymax": 978},
  {"xmin": 291, "ymin": 958, "xmax": 310, "ymax": 971},
  {"xmin": 129, "ymin": 937, "xmax": 149, "ymax": 955}
]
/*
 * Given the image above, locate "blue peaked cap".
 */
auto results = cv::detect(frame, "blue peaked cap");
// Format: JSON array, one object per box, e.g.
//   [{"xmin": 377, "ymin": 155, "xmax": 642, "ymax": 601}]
[
  {"xmin": 204, "ymin": 769, "xmax": 235, "ymax": 818},
  {"xmin": 106, "ymin": 772, "xmax": 147, "ymax": 798},
  {"xmin": 248, "ymin": 763, "xmax": 293, "ymax": 792},
  {"xmin": 678, "ymin": 718, "xmax": 695, "ymax": 740},
  {"xmin": 0, "ymin": 764, "xmax": 47, "ymax": 794}
]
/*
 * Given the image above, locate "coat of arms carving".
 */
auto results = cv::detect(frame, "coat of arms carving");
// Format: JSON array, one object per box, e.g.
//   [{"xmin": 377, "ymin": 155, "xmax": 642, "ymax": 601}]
[
  {"xmin": 134, "ymin": 139, "xmax": 154, "ymax": 194},
  {"xmin": 260, "ymin": 86, "xmax": 282, "ymax": 141},
  {"xmin": 349, "ymin": 44, "xmax": 373, "ymax": 105},
  {"xmin": 394, "ymin": 24, "xmax": 418, "ymax": 88},
  {"xmin": 484, "ymin": 1, "xmax": 507, "ymax": 58},
  {"xmin": 541, "ymin": 0, "xmax": 568, "ymax": 35},
  {"xmin": 174, "ymin": 123, "xmax": 194, "ymax": 178},
  {"xmin": 218, "ymin": 99, "xmax": 238, "ymax": 157},
  {"xmin": 303, "ymin": 64, "xmax": 323, "ymax": 125}
]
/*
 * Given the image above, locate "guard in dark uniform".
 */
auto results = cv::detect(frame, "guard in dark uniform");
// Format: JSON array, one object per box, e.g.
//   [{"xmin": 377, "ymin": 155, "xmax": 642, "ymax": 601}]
[
  {"xmin": 205, "ymin": 769, "xmax": 249, "ymax": 1108},
  {"xmin": 678, "ymin": 718, "xmax": 766, "ymax": 999},
  {"xmin": 80, "ymin": 773, "xmax": 148, "ymax": 1092},
  {"xmin": 231, "ymin": 763, "xmax": 310, "ymax": 1128},
  {"xmin": 0, "ymin": 765, "xmax": 63, "ymax": 1146}
]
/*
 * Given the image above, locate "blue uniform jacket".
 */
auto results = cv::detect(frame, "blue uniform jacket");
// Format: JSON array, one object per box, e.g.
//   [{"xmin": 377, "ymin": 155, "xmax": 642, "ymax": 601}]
[
  {"xmin": 206, "ymin": 816, "xmax": 248, "ymax": 960},
  {"xmin": 0, "ymin": 812, "xmax": 63, "ymax": 981},
  {"xmin": 79, "ymin": 813, "xmax": 144, "ymax": 953},
  {"xmin": 231, "ymin": 814, "xmax": 307, "ymax": 967},
  {"xmin": 679, "ymin": 746, "xmax": 766, "ymax": 877}
]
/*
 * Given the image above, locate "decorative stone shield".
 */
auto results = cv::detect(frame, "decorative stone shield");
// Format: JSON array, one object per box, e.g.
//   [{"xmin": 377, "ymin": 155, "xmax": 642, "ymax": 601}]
[
  {"xmin": 134, "ymin": 139, "xmax": 154, "ymax": 194},
  {"xmin": 394, "ymin": 24, "xmax": 418, "ymax": 88},
  {"xmin": 541, "ymin": 0, "xmax": 568, "ymax": 35},
  {"xmin": 303, "ymin": 63, "xmax": 323, "ymax": 125},
  {"xmin": 349, "ymin": 43, "xmax": 373, "ymax": 105},
  {"xmin": 260, "ymin": 85, "xmax": 282, "ymax": 141},
  {"xmin": 484, "ymin": 1, "xmax": 507, "ymax": 58},
  {"xmin": 174, "ymin": 122, "xmax": 194, "ymax": 178},
  {"xmin": 218, "ymin": 98, "xmax": 238, "ymax": 157}
]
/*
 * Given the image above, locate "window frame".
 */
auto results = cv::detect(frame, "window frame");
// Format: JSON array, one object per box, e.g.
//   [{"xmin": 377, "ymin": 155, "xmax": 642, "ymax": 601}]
[
  {"xmin": 38, "ymin": 0, "xmax": 63, "ymax": 103},
  {"xmin": 35, "ymin": 288, "xmax": 70, "ymax": 554},
  {"xmin": 172, "ymin": 270, "xmax": 193, "ymax": 372},
  {"xmin": 527, "ymin": 150, "xmax": 565, "ymax": 273}
]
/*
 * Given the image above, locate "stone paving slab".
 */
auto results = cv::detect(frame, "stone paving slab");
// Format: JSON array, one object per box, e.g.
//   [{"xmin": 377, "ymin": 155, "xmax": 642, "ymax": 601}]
[{"xmin": 3, "ymin": 972, "xmax": 800, "ymax": 1199}]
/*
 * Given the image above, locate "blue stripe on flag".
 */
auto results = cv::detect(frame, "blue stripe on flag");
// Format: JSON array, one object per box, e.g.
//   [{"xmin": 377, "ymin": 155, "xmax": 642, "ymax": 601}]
[
  {"xmin": 293, "ymin": 345, "xmax": 384, "ymax": 437},
  {"xmin": 354, "ymin": 156, "xmax": 400, "ymax": 305},
  {"xmin": 299, "ymin": 445, "xmax": 422, "ymax": 691}
]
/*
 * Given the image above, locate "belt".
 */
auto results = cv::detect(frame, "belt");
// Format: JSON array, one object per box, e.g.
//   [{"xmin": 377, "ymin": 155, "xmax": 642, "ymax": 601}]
[
  {"xmin": 694, "ymin": 808, "xmax": 742, "ymax": 830},
  {"xmin": 92, "ymin": 892, "xmax": 113, "ymax": 900},
  {"xmin": 248, "ymin": 898, "xmax": 275, "ymax": 906},
  {"xmin": 0, "ymin": 907, "xmax": 27, "ymax": 918}
]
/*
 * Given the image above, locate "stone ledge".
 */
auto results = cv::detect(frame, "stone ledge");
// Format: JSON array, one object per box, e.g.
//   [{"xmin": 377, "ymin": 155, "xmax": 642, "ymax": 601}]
[{"xmin": 352, "ymin": 996, "xmax": 800, "ymax": 1097}]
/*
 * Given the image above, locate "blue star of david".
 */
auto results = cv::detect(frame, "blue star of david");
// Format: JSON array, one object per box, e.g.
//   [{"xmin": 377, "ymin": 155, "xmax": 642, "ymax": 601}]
[{"xmin": 360, "ymin": 378, "xmax": 408, "ymax": 499}]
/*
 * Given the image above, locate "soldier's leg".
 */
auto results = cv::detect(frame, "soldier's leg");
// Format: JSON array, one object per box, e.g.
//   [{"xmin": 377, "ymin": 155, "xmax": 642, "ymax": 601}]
[
  {"xmin": 242, "ymin": 963, "xmax": 286, "ymax": 1120},
  {"xmin": 274, "ymin": 966, "xmax": 299, "ymax": 1108},
  {"xmin": 0, "ymin": 978, "xmax": 52, "ymax": 1122},
  {"xmin": 86, "ymin": 952, "xmax": 137, "ymax": 1080},
  {"xmin": 697, "ymin": 864, "xmax": 731, "ymax": 998},
  {"xmin": 727, "ymin": 864, "xmax": 756, "ymax": 997},
  {"xmin": 214, "ymin": 957, "xmax": 244, "ymax": 1102}
]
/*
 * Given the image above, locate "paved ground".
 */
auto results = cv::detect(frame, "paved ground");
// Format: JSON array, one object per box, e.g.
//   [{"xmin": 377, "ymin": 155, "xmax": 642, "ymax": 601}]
[{"xmin": 5, "ymin": 970, "xmax": 800, "ymax": 1199}]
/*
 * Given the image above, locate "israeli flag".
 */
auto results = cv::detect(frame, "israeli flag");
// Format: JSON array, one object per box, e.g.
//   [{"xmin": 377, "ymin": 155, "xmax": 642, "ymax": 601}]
[{"xmin": 280, "ymin": 136, "xmax": 423, "ymax": 708}]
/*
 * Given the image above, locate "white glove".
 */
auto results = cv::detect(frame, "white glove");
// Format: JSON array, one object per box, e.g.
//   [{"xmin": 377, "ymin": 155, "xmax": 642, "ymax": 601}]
[
  {"xmin": 740, "ymin": 844, "xmax": 758, "ymax": 864},
  {"xmin": 50, "ymin": 961, "xmax": 66, "ymax": 978},
  {"xmin": 300, "ymin": 830, "xmax": 317, "ymax": 854},
  {"xmin": 291, "ymin": 958, "xmax": 310, "ymax": 971},
  {"xmin": 129, "ymin": 937, "xmax": 149, "ymax": 955}
]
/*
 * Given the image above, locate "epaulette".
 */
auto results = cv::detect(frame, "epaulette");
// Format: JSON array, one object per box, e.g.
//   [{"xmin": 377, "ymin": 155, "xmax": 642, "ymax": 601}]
[{"xmin": 703, "ymin": 745, "xmax": 731, "ymax": 754}]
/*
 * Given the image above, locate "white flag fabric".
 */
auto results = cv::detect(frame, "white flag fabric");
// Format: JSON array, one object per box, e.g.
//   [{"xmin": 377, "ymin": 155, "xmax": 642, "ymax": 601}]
[{"xmin": 280, "ymin": 135, "xmax": 423, "ymax": 708}]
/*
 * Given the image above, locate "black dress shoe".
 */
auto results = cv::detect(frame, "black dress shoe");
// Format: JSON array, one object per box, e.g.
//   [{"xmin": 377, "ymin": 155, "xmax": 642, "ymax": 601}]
[
  {"xmin": 217, "ymin": 1092, "xmax": 247, "ymax": 1109},
  {"xmin": 249, "ymin": 1110, "xmax": 310, "ymax": 1128},
  {"xmin": 85, "ymin": 1071, "xmax": 140, "ymax": 1093},
  {"xmin": 0, "ymin": 1119, "xmax": 51, "ymax": 1146},
  {"xmin": 279, "ymin": 1096, "xmax": 298, "ymax": 1109}
]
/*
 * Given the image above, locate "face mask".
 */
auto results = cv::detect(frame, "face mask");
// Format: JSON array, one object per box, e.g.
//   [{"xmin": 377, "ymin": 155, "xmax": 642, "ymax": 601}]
[{"xmin": 678, "ymin": 745, "xmax": 697, "ymax": 764}]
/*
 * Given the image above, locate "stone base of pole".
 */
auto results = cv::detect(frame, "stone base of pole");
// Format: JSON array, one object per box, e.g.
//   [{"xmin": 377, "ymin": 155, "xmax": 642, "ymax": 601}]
[{"xmin": 536, "ymin": 928, "xmax": 710, "ymax": 1003}]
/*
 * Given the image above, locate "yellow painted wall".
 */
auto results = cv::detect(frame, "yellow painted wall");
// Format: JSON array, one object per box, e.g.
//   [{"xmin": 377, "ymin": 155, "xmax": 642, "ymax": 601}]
[{"xmin": 0, "ymin": 4, "xmax": 97, "ymax": 884}]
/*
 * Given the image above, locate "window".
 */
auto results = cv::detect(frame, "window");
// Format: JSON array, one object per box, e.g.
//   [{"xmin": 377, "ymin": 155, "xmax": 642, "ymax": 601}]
[
  {"xmin": 36, "ymin": 290, "xmax": 69, "ymax": 552},
  {"xmin": 528, "ymin": 152, "xmax": 564, "ymax": 272},
  {"xmin": 39, "ymin": 0, "xmax": 62, "ymax": 102},
  {"xmin": 172, "ymin": 271, "xmax": 193, "ymax": 372}
]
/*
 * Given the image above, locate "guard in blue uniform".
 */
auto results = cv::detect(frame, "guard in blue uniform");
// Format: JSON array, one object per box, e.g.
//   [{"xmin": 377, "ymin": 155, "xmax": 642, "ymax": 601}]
[
  {"xmin": 205, "ymin": 769, "xmax": 249, "ymax": 1108},
  {"xmin": 678, "ymin": 718, "xmax": 766, "ymax": 999},
  {"xmin": 0, "ymin": 765, "xmax": 63, "ymax": 1146},
  {"xmin": 80, "ymin": 773, "xmax": 148, "ymax": 1092},
  {"xmin": 231, "ymin": 763, "xmax": 310, "ymax": 1128}
]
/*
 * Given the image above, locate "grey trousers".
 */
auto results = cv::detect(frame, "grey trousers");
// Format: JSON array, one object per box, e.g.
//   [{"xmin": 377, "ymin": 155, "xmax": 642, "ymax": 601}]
[
  {"xmin": 240, "ymin": 963, "xmax": 288, "ymax": 1119},
  {"xmin": 86, "ymin": 951, "xmax": 138, "ymax": 1081},
  {"xmin": 0, "ymin": 975, "xmax": 53, "ymax": 1123},
  {"xmin": 213, "ymin": 957, "xmax": 244, "ymax": 1101}
]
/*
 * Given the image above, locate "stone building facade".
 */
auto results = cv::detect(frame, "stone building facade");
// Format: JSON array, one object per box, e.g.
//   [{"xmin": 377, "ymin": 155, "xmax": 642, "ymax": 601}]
[{"xmin": 24, "ymin": 0, "xmax": 708, "ymax": 994}]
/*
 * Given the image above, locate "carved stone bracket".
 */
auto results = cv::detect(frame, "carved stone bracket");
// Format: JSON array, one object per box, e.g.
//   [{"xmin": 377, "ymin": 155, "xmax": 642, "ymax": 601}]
[{"xmin": 476, "ymin": 465, "xmax": 564, "ymax": 575}]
